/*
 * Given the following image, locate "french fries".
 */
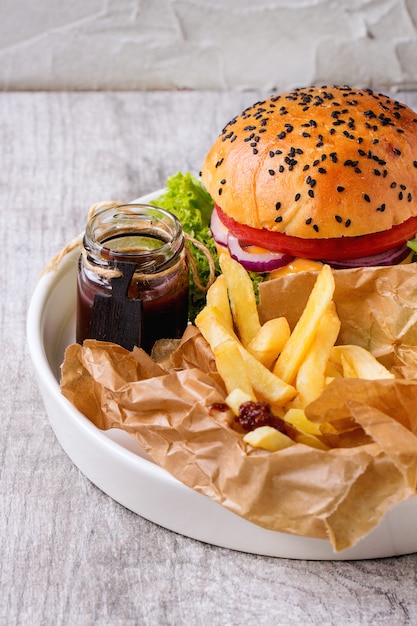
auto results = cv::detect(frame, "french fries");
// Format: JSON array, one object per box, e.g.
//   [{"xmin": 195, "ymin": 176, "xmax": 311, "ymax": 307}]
[
  {"xmin": 194, "ymin": 256, "xmax": 395, "ymax": 453},
  {"xmin": 195, "ymin": 304, "xmax": 297, "ymax": 407},
  {"xmin": 243, "ymin": 426, "xmax": 295, "ymax": 451},
  {"xmin": 247, "ymin": 317, "xmax": 291, "ymax": 368},
  {"xmin": 272, "ymin": 263, "xmax": 335, "ymax": 384},
  {"xmin": 330, "ymin": 344, "xmax": 395, "ymax": 380},
  {"xmin": 219, "ymin": 254, "xmax": 261, "ymax": 347},
  {"xmin": 225, "ymin": 388, "xmax": 255, "ymax": 415},
  {"xmin": 213, "ymin": 339, "xmax": 256, "ymax": 400},
  {"xmin": 295, "ymin": 302, "xmax": 341, "ymax": 406},
  {"xmin": 206, "ymin": 273, "xmax": 234, "ymax": 332}
]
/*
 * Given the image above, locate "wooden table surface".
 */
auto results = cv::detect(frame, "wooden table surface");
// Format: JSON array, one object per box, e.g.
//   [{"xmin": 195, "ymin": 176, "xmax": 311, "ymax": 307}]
[{"xmin": 2, "ymin": 90, "xmax": 417, "ymax": 626}]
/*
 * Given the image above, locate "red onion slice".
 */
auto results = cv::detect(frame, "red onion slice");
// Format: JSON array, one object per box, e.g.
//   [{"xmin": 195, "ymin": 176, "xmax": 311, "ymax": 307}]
[
  {"xmin": 327, "ymin": 244, "xmax": 411, "ymax": 268},
  {"xmin": 210, "ymin": 207, "xmax": 229, "ymax": 247},
  {"xmin": 227, "ymin": 233, "xmax": 294, "ymax": 272}
]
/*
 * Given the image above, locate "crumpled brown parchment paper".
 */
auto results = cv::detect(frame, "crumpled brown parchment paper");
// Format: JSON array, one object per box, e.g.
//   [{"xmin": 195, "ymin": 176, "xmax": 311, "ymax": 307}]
[{"xmin": 60, "ymin": 263, "xmax": 417, "ymax": 552}]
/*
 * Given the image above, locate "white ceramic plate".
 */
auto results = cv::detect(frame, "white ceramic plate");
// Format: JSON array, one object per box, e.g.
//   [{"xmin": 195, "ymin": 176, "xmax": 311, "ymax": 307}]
[{"xmin": 27, "ymin": 191, "xmax": 417, "ymax": 560}]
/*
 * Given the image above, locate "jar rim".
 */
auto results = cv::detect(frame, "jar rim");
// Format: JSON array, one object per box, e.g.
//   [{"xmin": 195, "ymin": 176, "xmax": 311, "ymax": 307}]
[{"xmin": 83, "ymin": 203, "xmax": 184, "ymax": 267}]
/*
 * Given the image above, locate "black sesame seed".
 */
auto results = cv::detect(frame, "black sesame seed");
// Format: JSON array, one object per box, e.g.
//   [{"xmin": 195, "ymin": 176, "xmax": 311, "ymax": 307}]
[
  {"xmin": 295, "ymin": 193, "xmax": 301, "ymax": 201},
  {"xmin": 268, "ymin": 169, "xmax": 275, "ymax": 176},
  {"xmin": 393, "ymin": 148, "xmax": 401, "ymax": 155},
  {"xmin": 220, "ymin": 179, "xmax": 226, "ymax": 184},
  {"xmin": 363, "ymin": 193, "xmax": 371, "ymax": 202},
  {"xmin": 313, "ymin": 159, "xmax": 320, "ymax": 166},
  {"xmin": 376, "ymin": 204, "xmax": 386, "ymax": 212},
  {"xmin": 345, "ymin": 219, "xmax": 351, "ymax": 227},
  {"xmin": 337, "ymin": 186, "xmax": 345, "ymax": 192},
  {"xmin": 318, "ymin": 167, "xmax": 326, "ymax": 174},
  {"xmin": 399, "ymin": 191, "xmax": 404, "ymax": 200},
  {"xmin": 313, "ymin": 224, "xmax": 319, "ymax": 233},
  {"xmin": 303, "ymin": 164, "xmax": 310, "ymax": 171},
  {"xmin": 305, "ymin": 217, "xmax": 312, "ymax": 225},
  {"xmin": 279, "ymin": 165, "xmax": 284, "ymax": 173},
  {"xmin": 218, "ymin": 188, "xmax": 222, "ymax": 195},
  {"xmin": 269, "ymin": 151, "xmax": 275, "ymax": 158},
  {"xmin": 335, "ymin": 215, "xmax": 343, "ymax": 223},
  {"xmin": 275, "ymin": 202, "xmax": 281, "ymax": 210},
  {"xmin": 408, "ymin": 193, "xmax": 413, "ymax": 202},
  {"xmin": 373, "ymin": 169, "xmax": 381, "ymax": 176},
  {"xmin": 400, "ymin": 184, "xmax": 406, "ymax": 190},
  {"xmin": 275, "ymin": 216, "xmax": 283, "ymax": 223},
  {"xmin": 308, "ymin": 189, "xmax": 314, "ymax": 198},
  {"xmin": 391, "ymin": 182, "xmax": 397, "ymax": 188},
  {"xmin": 414, "ymin": 161, "xmax": 417, "ymax": 168}
]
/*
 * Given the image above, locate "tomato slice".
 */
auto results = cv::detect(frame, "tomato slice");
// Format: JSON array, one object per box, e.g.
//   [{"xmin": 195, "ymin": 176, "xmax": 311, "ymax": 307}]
[{"xmin": 215, "ymin": 205, "xmax": 417, "ymax": 261}]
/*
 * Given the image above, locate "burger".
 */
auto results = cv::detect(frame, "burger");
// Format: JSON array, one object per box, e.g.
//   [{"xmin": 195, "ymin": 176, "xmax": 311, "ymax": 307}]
[{"xmin": 201, "ymin": 85, "xmax": 417, "ymax": 276}]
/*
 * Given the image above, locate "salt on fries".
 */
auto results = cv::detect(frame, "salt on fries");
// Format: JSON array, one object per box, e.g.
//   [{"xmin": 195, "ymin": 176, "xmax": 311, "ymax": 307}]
[{"xmin": 195, "ymin": 257, "xmax": 394, "ymax": 452}]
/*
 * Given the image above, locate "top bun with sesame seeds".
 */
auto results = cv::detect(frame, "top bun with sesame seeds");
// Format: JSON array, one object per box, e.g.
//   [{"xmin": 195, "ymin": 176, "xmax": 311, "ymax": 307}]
[{"xmin": 201, "ymin": 85, "xmax": 417, "ymax": 270}]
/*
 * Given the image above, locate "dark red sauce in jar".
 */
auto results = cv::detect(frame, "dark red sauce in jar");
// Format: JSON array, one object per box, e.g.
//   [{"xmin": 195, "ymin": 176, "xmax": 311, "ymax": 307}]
[{"xmin": 76, "ymin": 204, "xmax": 189, "ymax": 353}]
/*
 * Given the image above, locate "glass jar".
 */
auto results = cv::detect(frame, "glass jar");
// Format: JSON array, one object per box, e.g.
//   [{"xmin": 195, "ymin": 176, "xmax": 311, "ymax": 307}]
[{"xmin": 76, "ymin": 203, "xmax": 189, "ymax": 353}]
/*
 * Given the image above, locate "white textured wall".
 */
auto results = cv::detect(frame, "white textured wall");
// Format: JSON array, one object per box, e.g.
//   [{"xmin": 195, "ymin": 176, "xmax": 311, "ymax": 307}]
[{"xmin": 1, "ymin": 0, "xmax": 417, "ymax": 91}]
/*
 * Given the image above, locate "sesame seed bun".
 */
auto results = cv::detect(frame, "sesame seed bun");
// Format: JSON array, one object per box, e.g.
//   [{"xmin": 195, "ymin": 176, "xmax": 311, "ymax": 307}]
[{"xmin": 201, "ymin": 86, "xmax": 417, "ymax": 240}]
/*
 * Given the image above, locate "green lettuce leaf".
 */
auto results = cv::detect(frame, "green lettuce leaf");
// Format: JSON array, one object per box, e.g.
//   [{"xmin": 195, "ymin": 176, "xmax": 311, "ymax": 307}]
[
  {"xmin": 152, "ymin": 172, "xmax": 220, "ymax": 321},
  {"xmin": 407, "ymin": 237, "xmax": 417, "ymax": 254}
]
